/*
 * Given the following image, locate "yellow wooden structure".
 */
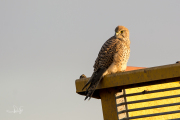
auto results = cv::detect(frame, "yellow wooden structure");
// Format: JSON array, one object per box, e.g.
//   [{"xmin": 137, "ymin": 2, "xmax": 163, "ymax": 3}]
[{"xmin": 75, "ymin": 63, "xmax": 180, "ymax": 120}]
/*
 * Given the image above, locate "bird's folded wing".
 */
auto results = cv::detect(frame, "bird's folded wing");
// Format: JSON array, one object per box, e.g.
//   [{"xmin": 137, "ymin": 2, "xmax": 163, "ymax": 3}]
[{"xmin": 93, "ymin": 36, "xmax": 119, "ymax": 71}]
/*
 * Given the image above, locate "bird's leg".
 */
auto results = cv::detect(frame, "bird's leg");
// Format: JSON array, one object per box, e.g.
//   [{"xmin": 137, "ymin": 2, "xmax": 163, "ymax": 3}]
[{"xmin": 115, "ymin": 70, "xmax": 126, "ymax": 74}]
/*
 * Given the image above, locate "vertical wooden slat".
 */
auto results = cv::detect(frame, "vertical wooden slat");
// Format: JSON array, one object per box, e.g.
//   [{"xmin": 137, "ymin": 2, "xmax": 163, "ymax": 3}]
[{"xmin": 100, "ymin": 88, "xmax": 120, "ymax": 120}]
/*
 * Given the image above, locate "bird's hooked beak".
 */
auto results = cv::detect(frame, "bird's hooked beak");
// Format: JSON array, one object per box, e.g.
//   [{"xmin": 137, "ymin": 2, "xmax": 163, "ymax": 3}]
[{"xmin": 115, "ymin": 32, "xmax": 119, "ymax": 36}]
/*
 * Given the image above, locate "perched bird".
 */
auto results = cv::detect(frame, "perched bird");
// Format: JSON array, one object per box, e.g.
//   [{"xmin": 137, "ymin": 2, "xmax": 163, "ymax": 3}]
[{"xmin": 82, "ymin": 26, "xmax": 130, "ymax": 100}]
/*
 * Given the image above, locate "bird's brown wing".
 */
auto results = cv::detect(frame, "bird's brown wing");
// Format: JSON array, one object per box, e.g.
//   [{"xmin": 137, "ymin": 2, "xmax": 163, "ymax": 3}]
[
  {"xmin": 82, "ymin": 37, "xmax": 121, "ymax": 100},
  {"xmin": 82, "ymin": 37, "xmax": 119, "ymax": 91},
  {"xmin": 93, "ymin": 36, "xmax": 119, "ymax": 71}
]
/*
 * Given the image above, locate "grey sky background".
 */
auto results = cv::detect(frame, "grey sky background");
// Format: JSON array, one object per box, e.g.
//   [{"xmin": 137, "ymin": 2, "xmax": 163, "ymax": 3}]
[{"xmin": 0, "ymin": 0, "xmax": 180, "ymax": 120}]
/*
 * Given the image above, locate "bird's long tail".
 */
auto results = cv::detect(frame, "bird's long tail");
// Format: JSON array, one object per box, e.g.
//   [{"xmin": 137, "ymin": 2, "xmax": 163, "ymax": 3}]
[{"xmin": 83, "ymin": 68, "xmax": 106, "ymax": 100}]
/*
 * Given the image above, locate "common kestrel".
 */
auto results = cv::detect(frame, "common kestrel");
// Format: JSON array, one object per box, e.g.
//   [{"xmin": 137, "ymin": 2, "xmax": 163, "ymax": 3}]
[{"xmin": 82, "ymin": 26, "xmax": 130, "ymax": 100}]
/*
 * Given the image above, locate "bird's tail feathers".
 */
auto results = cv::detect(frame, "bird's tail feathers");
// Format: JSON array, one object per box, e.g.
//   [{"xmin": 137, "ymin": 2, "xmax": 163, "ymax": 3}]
[
  {"xmin": 84, "ymin": 68, "xmax": 106, "ymax": 100},
  {"xmin": 84, "ymin": 78, "xmax": 102, "ymax": 100},
  {"xmin": 82, "ymin": 77, "xmax": 92, "ymax": 91}
]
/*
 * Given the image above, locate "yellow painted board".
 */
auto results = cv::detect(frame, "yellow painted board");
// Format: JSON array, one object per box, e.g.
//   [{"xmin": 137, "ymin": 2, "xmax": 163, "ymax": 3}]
[{"xmin": 121, "ymin": 81, "xmax": 180, "ymax": 119}]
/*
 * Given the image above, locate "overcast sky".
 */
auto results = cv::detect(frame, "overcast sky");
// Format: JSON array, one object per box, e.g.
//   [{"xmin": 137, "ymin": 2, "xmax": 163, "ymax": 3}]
[{"xmin": 0, "ymin": 1, "xmax": 180, "ymax": 120}]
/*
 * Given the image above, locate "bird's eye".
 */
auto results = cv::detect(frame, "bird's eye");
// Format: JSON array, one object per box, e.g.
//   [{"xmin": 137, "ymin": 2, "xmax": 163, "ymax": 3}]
[{"xmin": 121, "ymin": 31, "xmax": 124, "ymax": 34}]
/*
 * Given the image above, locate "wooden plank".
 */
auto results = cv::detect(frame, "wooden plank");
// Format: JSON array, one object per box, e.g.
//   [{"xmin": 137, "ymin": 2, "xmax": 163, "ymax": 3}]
[
  {"xmin": 120, "ymin": 110, "xmax": 180, "ymax": 120},
  {"xmin": 117, "ymin": 94, "xmax": 180, "ymax": 106},
  {"xmin": 116, "ymin": 86, "xmax": 180, "ymax": 98},
  {"xmin": 118, "ymin": 102, "xmax": 180, "ymax": 114}
]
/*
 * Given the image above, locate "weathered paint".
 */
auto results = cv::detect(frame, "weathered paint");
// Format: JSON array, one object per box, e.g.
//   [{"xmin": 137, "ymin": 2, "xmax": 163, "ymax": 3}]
[{"xmin": 99, "ymin": 88, "xmax": 120, "ymax": 120}]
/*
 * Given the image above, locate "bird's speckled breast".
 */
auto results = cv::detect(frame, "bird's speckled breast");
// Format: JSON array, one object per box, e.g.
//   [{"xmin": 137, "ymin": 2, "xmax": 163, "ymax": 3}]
[{"xmin": 103, "ymin": 40, "xmax": 130, "ymax": 76}]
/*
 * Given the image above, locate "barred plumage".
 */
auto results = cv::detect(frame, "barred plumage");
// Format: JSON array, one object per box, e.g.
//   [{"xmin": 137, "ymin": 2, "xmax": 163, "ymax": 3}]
[{"xmin": 82, "ymin": 26, "xmax": 130, "ymax": 100}]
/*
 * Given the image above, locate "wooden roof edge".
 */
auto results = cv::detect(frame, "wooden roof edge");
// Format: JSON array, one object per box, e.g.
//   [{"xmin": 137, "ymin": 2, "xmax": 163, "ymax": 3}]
[{"xmin": 76, "ymin": 63, "xmax": 180, "ymax": 93}]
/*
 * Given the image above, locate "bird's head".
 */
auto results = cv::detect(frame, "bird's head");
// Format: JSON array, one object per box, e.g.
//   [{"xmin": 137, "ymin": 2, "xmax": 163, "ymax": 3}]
[{"xmin": 115, "ymin": 26, "xmax": 129, "ymax": 40}]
